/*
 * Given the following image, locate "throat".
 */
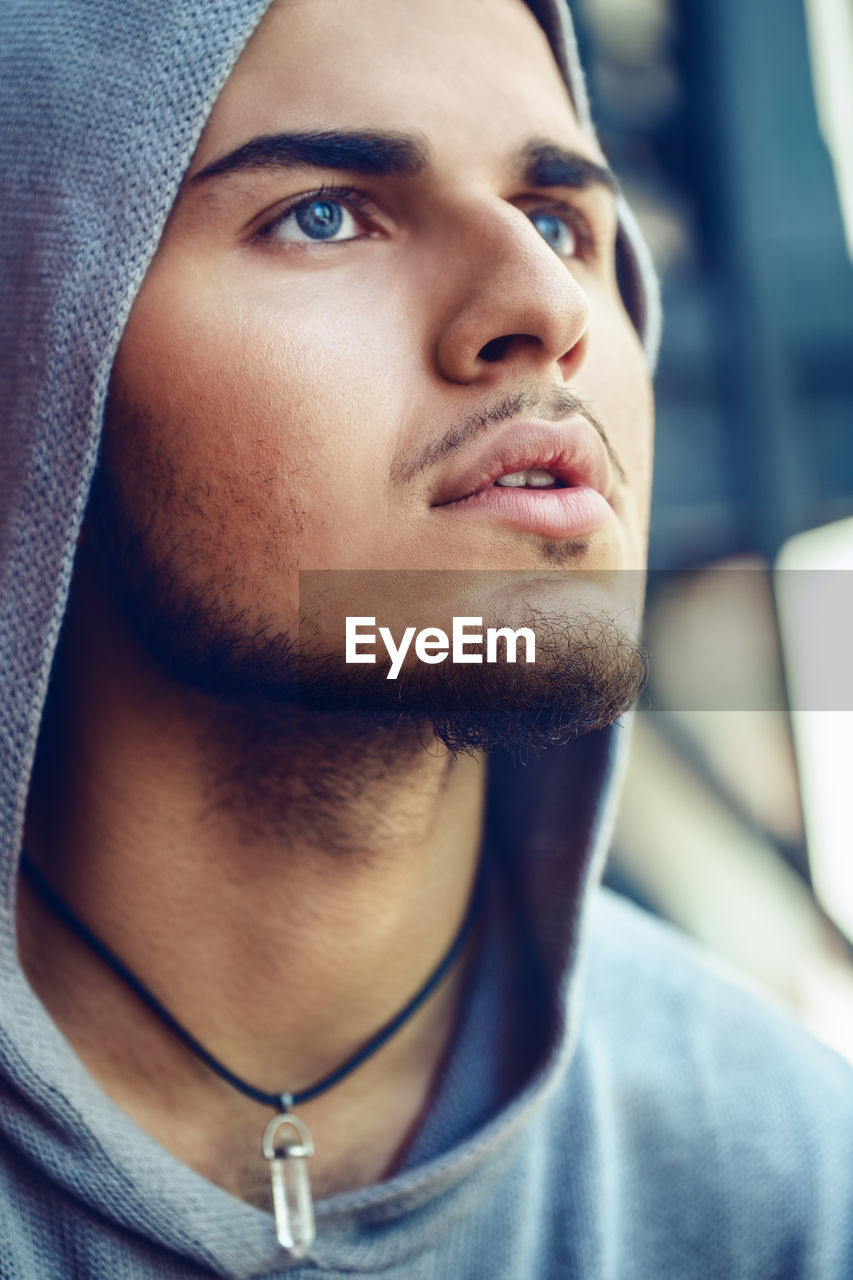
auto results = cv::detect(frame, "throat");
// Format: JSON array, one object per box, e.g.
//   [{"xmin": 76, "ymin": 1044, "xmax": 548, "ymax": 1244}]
[{"xmin": 19, "ymin": 602, "xmax": 488, "ymax": 1207}]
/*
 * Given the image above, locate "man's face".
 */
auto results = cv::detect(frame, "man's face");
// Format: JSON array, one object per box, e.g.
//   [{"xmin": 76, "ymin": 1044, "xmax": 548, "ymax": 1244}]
[{"xmin": 98, "ymin": 0, "xmax": 654, "ymax": 740}]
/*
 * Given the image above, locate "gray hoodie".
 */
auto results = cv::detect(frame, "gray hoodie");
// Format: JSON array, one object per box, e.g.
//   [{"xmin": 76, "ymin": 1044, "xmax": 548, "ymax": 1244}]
[{"xmin": 1, "ymin": 2, "xmax": 851, "ymax": 1277}]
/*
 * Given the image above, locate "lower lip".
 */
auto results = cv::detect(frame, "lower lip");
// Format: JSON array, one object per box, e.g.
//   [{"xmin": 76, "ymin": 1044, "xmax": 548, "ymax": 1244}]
[{"xmin": 438, "ymin": 484, "xmax": 613, "ymax": 539}]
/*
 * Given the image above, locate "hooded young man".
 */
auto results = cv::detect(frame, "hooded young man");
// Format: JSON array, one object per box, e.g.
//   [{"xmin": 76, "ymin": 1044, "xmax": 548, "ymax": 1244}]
[{"xmin": 1, "ymin": 0, "xmax": 852, "ymax": 1276}]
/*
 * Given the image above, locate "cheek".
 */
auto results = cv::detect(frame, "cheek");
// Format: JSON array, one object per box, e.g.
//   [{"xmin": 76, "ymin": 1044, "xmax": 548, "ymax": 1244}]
[
  {"xmin": 110, "ymin": 262, "xmax": 416, "ymax": 575},
  {"xmin": 586, "ymin": 299, "xmax": 654, "ymax": 498}
]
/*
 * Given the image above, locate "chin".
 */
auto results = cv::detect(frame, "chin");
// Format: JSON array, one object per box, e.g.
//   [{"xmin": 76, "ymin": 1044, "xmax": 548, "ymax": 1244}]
[{"xmin": 301, "ymin": 612, "xmax": 648, "ymax": 755}]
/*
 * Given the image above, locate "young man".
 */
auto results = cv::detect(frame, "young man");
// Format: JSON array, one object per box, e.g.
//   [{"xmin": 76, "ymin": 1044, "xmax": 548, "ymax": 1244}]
[{"xmin": 1, "ymin": 0, "xmax": 850, "ymax": 1276}]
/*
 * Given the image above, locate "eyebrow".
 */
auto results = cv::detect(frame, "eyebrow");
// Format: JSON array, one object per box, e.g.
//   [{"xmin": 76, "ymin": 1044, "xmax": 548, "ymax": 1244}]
[
  {"xmin": 190, "ymin": 129, "xmax": 619, "ymax": 197},
  {"xmin": 190, "ymin": 130, "xmax": 430, "ymax": 183},
  {"xmin": 520, "ymin": 141, "xmax": 619, "ymax": 196}
]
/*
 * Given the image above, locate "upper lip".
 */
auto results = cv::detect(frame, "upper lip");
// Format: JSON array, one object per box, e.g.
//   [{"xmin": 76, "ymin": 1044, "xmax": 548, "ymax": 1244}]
[{"xmin": 431, "ymin": 417, "xmax": 615, "ymax": 507}]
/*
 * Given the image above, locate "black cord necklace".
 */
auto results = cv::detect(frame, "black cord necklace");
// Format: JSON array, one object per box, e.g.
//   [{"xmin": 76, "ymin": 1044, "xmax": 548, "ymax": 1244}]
[{"xmin": 19, "ymin": 849, "xmax": 484, "ymax": 1258}]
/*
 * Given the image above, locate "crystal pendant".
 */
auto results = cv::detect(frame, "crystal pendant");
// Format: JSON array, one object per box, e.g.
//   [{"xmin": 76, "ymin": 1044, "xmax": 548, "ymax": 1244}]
[{"xmin": 263, "ymin": 1107, "xmax": 316, "ymax": 1258}]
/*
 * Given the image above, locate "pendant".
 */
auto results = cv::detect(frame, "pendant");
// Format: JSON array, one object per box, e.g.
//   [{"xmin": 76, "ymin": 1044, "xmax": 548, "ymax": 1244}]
[{"xmin": 263, "ymin": 1103, "xmax": 316, "ymax": 1258}]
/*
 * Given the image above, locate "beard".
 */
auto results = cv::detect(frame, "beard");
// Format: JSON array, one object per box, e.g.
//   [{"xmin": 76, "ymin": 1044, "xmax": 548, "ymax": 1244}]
[{"xmin": 84, "ymin": 431, "xmax": 648, "ymax": 759}]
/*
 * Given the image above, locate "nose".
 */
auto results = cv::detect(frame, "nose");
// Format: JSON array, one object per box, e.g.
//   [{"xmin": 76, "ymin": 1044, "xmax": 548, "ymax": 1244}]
[{"xmin": 434, "ymin": 202, "xmax": 591, "ymax": 385}]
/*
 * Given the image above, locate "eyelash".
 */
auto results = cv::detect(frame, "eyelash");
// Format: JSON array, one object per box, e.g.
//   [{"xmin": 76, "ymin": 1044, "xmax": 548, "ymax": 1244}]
[{"xmin": 252, "ymin": 184, "xmax": 598, "ymax": 259}]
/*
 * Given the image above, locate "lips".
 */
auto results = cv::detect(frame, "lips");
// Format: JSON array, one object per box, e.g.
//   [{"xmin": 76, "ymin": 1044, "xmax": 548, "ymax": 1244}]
[
  {"xmin": 431, "ymin": 418, "xmax": 617, "ymax": 541},
  {"xmin": 433, "ymin": 418, "xmax": 613, "ymax": 505}
]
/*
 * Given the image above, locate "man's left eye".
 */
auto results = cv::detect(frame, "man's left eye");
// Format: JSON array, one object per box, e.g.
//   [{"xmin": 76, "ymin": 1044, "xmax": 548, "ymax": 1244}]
[
  {"xmin": 528, "ymin": 211, "xmax": 578, "ymax": 257},
  {"xmin": 268, "ymin": 198, "xmax": 361, "ymax": 244}
]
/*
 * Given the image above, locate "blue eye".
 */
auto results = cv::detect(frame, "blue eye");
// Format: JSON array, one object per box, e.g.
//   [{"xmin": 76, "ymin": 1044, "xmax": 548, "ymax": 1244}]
[
  {"xmin": 267, "ymin": 197, "xmax": 361, "ymax": 244},
  {"xmin": 296, "ymin": 200, "xmax": 343, "ymax": 239},
  {"xmin": 529, "ymin": 211, "xmax": 578, "ymax": 257}
]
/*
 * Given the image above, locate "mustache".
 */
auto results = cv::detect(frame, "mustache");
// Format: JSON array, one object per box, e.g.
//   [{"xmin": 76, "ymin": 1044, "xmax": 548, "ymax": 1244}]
[{"xmin": 393, "ymin": 389, "xmax": 628, "ymax": 487}]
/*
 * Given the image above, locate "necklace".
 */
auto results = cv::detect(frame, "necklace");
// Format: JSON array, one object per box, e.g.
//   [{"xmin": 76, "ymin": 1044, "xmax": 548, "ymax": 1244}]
[{"xmin": 19, "ymin": 849, "xmax": 484, "ymax": 1258}]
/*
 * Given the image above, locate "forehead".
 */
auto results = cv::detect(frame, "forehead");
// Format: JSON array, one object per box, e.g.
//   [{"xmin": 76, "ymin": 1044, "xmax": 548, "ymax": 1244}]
[{"xmin": 190, "ymin": 0, "xmax": 599, "ymax": 179}]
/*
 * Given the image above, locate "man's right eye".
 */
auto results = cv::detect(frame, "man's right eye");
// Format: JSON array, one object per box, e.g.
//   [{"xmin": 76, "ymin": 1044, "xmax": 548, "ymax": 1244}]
[{"xmin": 256, "ymin": 189, "xmax": 373, "ymax": 246}]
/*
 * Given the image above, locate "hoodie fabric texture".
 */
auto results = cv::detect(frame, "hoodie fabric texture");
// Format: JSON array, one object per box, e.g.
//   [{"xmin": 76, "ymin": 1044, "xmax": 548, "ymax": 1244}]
[{"xmin": 1, "ymin": 1, "xmax": 852, "ymax": 1276}]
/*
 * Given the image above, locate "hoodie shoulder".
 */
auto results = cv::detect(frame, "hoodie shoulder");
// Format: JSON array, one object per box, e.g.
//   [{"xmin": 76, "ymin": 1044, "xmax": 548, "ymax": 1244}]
[{"xmin": 569, "ymin": 887, "xmax": 853, "ymax": 1278}]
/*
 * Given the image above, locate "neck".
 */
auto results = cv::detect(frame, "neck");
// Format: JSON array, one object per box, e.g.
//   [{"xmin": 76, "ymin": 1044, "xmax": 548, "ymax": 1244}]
[{"xmin": 19, "ymin": 562, "xmax": 487, "ymax": 1202}]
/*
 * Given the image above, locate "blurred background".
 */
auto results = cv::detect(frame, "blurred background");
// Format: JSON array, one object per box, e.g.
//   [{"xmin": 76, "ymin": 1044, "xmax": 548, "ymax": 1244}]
[{"xmin": 568, "ymin": 0, "xmax": 853, "ymax": 1059}]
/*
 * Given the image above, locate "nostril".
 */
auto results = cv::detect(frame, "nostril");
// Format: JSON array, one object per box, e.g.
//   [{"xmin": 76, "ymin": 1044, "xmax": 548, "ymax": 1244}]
[{"xmin": 477, "ymin": 335, "xmax": 515, "ymax": 363}]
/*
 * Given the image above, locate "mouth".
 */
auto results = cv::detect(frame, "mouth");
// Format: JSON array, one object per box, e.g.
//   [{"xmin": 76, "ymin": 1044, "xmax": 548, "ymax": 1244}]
[{"xmin": 431, "ymin": 418, "xmax": 617, "ymax": 541}]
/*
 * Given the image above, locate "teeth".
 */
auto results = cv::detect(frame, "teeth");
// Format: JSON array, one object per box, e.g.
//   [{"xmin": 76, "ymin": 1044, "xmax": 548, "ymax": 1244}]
[
  {"xmin": 495, "ymin": 469, "xmax": 557, "ymax": 488},
  {"xmin": 524, "ymin": 469, "xmax": 558, "ymax": 487}
]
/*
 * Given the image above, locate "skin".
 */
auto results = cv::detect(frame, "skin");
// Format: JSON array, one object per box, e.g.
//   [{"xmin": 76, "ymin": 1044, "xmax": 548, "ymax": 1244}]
[{"xmin": 18, "ymin": 0, "xmax": 654, "ymax": 1209}]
